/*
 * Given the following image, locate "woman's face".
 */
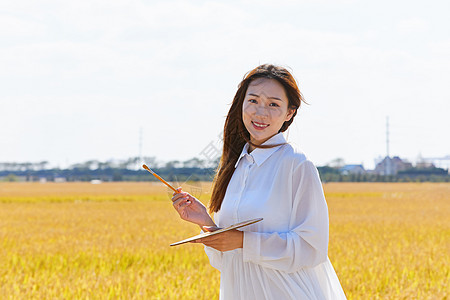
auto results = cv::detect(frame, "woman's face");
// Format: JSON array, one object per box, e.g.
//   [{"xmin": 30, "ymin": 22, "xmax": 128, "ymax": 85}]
[{"xmin": 242, "ymin": 78, "xmax": 294, "ymax": 150}]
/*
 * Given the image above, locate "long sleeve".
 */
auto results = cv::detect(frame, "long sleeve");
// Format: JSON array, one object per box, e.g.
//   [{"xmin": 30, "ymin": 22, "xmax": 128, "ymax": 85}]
[{"xmin": 242, "ymin": 160, "xmax": 329, "ymax": 273}]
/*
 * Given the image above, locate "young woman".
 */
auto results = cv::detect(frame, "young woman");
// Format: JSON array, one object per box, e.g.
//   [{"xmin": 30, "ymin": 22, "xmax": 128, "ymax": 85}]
[{"xmin": 171, "ymin": 64, "xmax": 346, "ymax": 299}]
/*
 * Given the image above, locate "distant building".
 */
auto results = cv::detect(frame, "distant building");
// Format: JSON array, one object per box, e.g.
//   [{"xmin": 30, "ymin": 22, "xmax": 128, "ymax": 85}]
[
  {"xmin": 416, "ymin": 161, "xmax": 435, "ymax": 169},
  {"xmin": 421, "ymin": 155, "xmax": 450, "ymax": 174},
  {"xmin": 54, "ymin": 177, "xmax": 67, "ymax": 183},
  {"xmin": 340, "ymin": 164, "xmax": 366, "ymax": 175},
  {"xmin": 374, "ymin": 156, "xmax": 413, "ymax": 175}
]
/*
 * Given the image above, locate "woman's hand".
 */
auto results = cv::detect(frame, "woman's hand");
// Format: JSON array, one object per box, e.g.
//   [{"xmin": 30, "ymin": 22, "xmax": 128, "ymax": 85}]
[
  {"xmin": 172, "ymin": 187, "xmax": 215, "ymax": 228},
  {"xmin": 192, "ymin": 226, "xmax": 243, "ymax": 252}
]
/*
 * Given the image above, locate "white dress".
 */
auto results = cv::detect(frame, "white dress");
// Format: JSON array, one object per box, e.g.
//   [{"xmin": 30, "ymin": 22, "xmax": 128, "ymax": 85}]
[{"xmin": 205, "ymin": 133, "xmax": 346, "ymax": 300}]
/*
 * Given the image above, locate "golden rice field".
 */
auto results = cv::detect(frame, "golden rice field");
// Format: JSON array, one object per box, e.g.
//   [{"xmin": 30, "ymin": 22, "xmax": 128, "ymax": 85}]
[{"xmin": 0, "ymin": 182, "xmax": 449, "ymax": 299}]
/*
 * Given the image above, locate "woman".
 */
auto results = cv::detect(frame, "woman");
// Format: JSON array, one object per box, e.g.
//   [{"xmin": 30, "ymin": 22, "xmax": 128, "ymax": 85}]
[{"xmin": 172, "ymin": 64, "xmax": 346, "ymax": 299}]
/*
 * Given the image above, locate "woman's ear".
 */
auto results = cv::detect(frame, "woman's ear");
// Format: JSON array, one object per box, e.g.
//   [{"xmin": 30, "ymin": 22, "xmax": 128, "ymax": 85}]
[{"xmin": 285, "ymin": 108, "xmax": 296, "ymax": 122}]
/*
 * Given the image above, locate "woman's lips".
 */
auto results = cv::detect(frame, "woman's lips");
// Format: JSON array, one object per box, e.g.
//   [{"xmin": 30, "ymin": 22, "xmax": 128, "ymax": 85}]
[{"xmin": 251, "ymin": 121, "xmax": 269, "ymax": 130}]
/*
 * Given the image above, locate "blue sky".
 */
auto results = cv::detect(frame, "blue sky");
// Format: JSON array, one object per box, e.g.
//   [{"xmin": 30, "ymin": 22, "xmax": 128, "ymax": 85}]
[{"xmin": 1, "ymin": 0, "xmax": 449, "ymax": 169}]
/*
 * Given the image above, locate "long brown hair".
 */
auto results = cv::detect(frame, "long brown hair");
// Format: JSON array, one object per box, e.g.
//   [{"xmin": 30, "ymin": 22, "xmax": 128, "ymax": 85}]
[{"xmin": 209, "ymin": 64, "xmax": 306, "ymax": 213}]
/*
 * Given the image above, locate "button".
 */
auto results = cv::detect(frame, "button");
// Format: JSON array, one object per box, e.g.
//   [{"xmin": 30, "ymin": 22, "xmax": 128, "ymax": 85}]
[{"xmin": 246, "ymin": 155, "xmax": 254, "ymax": 163}]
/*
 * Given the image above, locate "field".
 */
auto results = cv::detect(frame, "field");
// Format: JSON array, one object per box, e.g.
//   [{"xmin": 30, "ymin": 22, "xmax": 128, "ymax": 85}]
[{"xmin": 0, "ymin": 182, "xmax": 449, "ymax": 299}]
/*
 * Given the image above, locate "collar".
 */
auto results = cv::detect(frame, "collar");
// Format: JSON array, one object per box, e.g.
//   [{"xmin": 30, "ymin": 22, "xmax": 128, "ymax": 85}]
[{"xmin": 235, "ymin": 133, "xmax": 287, "ymax": 168}]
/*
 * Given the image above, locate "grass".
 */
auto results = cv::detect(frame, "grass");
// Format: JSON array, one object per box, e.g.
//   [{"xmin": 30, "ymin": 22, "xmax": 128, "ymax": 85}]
[{"xmin": 0, "ymin": 182, "xmax": 449, "ymax": 299}]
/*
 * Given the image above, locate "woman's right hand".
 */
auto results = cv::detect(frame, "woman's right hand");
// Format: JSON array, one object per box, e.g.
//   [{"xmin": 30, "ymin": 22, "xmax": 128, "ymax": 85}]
[{"xmin": 171, "ymin": 187, "xmax": 216, "ymax": 228}]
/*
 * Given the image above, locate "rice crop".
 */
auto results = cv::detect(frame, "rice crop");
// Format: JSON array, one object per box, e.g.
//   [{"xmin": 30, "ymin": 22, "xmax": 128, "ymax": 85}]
[{"xmin": 0, "ymin": 182, "xmax": 448, "ymax": 299}]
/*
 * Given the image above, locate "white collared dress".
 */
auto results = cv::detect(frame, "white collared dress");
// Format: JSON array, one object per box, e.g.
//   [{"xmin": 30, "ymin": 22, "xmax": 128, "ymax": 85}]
[{"xmin": 205, "ymin": 133, "xmax": 346, "ymax": 300}]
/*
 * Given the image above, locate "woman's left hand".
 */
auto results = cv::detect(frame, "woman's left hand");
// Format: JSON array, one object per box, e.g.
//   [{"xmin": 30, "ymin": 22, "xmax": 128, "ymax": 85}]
[{"xmin": 191, "ymin": 226, "xmax": 243, "ymax": 252}]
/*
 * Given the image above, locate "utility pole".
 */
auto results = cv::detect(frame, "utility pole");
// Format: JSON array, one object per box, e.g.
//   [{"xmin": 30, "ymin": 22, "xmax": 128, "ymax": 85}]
[
  {"xmin": 139, "ymin": 127, "xmax": 143, "ymax": 163},
  {"xmin": 386, "ymin": 116, "xmax": 390, "ymax": 158},
  {"xmin": 385, "ymin": 116, "xmax": 391, "ymax": 175}
]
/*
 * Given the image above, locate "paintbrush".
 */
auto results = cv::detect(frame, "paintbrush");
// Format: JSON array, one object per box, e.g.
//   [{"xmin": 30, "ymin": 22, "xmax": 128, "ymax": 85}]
[{"xmin": 142, "ymin": 164, "xmax": 178, "ymax": 193}]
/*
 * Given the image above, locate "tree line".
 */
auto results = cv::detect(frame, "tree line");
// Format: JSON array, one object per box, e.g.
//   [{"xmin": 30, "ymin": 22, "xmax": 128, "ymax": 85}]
[{"xmin": 1, "ymin": 157, "xmax": 448, "ymax": 182}]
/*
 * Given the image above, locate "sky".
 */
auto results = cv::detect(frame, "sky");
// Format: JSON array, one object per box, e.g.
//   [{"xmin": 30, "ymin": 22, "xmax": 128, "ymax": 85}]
[{"xmin": 1, "ymin": 0, "xmax": 449, "ymax": 169}]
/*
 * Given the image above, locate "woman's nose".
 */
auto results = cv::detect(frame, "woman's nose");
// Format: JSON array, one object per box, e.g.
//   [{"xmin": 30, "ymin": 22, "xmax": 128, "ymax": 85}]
[{"xmin": 255, "ymin": 105, "xmax": 269, "ymax": 117}]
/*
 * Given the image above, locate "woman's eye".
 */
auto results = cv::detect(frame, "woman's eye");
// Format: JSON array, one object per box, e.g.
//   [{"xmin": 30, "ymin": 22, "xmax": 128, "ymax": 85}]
[
  {"xmin": 269, "ymin": 103, "xmax": 279, "ymax": 107},
  {"xmin": 249, "ymin": 99, "xmax": 257, "ymax": 103}
]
